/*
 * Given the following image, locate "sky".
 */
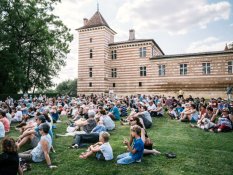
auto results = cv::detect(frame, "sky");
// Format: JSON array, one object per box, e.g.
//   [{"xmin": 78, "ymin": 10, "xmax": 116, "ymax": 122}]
[{"xmin": 52, "ymin": 0, "xmax": 233, "ymax": 84}]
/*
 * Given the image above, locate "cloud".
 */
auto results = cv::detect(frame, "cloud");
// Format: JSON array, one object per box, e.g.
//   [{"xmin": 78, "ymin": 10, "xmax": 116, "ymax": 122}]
[
  {"xmin": 186, "ymin": 37, "xmax": 232, "ymax": 53},
  {"xmin": 230, "ymin": 23, "xmax": 233, "ymax": 27},
  {"xmin": 116, "ymin": 0, "xmax": 231, "ymax": 35}
]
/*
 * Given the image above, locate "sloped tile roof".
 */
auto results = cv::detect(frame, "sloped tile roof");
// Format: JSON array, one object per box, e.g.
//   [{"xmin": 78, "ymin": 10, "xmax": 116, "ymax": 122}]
[{"xmin": 77, "ymin": 11, "xmax": 111, "ymax": 30}]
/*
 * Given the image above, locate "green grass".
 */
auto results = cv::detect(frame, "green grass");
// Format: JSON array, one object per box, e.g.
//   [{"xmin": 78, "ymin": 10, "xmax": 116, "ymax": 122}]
[{"xmin": 5, "ymin": 116, "xmax": 233, "ymax": 175}]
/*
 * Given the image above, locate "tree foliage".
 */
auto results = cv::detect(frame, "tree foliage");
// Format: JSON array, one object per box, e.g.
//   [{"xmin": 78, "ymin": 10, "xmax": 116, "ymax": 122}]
[
  {"xmin": 55, "ymin": 79, "xmax": 77, "ymax": 96},
  {"xmin": 0, "ymin": 0, "xmax": 73, "ymax": 93}
]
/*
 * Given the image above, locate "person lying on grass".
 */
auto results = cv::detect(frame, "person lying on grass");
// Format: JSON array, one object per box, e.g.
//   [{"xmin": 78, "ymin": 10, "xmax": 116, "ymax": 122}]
[
  {"xmin": 79, "ymin": 131, "xmax": 113, "ymax": 160},
  {"xmin": 117, "ymin": 125, "xmax": 144, "ymax": 165}
]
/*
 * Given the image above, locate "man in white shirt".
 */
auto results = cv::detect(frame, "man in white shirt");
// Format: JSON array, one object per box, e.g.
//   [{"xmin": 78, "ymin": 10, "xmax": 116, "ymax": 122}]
[
  {"xmin": 11, "ymin": 106, "xmax": 23, "ymax": 123},
  {"xmin": 147, "ymin": 101, "xmax": 157, "ymax": 117}
]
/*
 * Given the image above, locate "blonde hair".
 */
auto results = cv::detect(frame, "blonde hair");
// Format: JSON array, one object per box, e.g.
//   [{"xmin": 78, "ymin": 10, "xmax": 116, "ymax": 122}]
[{"xmin": 100, "ymin": 132, "xmax": 110, "ymax": 142}]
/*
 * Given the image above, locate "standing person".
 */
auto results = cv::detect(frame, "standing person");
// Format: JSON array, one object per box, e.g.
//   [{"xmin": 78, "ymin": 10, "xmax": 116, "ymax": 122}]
[
  {"xmin": 0, "ymin": 137, "xmax": 23, "ymax": 175},
  {"xmin": 226, "ymin": 85, "xmax": 232, "ymax": 101},
  {"xmin": 178, "ymin": 89, "xmax": 184, "ymax": 99},
  {"xmin": 18, "ymin": 123, "xmax": 57, "ymax": 169},
  {"xmin": 117, "ymin": 125, "xmax": 144, "ymax": 165}
]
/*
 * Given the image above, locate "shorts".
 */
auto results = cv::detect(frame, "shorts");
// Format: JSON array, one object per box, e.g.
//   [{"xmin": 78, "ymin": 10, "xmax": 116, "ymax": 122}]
[
  {"xmin": 31, "ymin": 136, "xmax": 39, "ymax": 148},
  {"xmin": 96, "ymin": 152, "xmax": 105, "ymax": 161},
  {"xmin": 190, "ymin": 117, "xmax": 198, "ymax": 123}
]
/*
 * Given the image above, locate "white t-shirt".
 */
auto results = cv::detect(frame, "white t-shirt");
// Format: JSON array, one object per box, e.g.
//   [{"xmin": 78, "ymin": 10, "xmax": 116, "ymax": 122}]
[
  {"xmin": 15, "ymin": 111, "xmax": 23, "ymax": 121},
  {"xmin": 100, "ymin": 115, "xmax": 115, "ymax": 131},
  {"xmin": 0, "ymin": 122, "xmax": 5, "ymax": 138},
  {"xmin": 100, "ymin": 142, "xmax": 113, "ymax": 160},
  {"xmin": 148, "ymin": 104, "xmax": 157, "ymax": 111}
]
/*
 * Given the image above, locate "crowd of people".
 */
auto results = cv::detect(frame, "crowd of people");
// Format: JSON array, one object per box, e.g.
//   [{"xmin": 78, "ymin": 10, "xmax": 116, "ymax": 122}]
[{"xmin": 0, "ymin": 93, "xmax": 233, "ymax": 174}]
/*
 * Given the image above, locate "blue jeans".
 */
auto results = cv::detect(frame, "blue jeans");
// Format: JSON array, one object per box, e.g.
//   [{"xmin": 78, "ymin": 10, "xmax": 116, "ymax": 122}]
[{"xmin": 117, "ymin": 152, "xmax": 135, "ymax": 165}]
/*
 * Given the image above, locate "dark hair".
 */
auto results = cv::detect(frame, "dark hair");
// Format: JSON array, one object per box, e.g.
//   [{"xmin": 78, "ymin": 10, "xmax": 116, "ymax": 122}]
[
  {"xmin": 0, "ymin": 110, "xmax": 6, "ymax": 117},
  {"xmin": 1, "ymin": 137, "xmax": 17, "ymax": 153},
  {"xmin": 132, "ymin": 117, "xmax": 144, "ymax": 128},
  {"xmin": 39, "ymin": 123, "xmax": 50, "ymax": 134},
  {"xmin": 131, "ymin": 125, "xmax": 141, "ymax": 136},
  {"xmin": 100, "ymin": 109, "xmax": 106, "ymax": 115},
  {"xmin": 142, "ymin": 106, "xmax": 147, "ymax": 111},
  {"xmin": 207, "ymin": 106, "xmax": 213, "ymax": 112},
  {"xmin": 190, "ymin": 104, "xmax": 196, "ymax": 109}
]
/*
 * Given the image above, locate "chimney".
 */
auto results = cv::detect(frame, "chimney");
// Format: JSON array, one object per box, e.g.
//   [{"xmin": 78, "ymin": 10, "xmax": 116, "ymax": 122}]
[
  {"xmin": 83, "ymin": 18, "xmax": 88, "ymax": 26},
  {"xmin": 129, "ymin": 29, "xmax": 135, "ymax": 41}
]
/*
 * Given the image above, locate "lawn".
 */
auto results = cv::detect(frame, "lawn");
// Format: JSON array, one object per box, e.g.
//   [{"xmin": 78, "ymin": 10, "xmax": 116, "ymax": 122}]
[{"xmin": 5, "ymin": 116, "xmax": 233, "ymax": 175}]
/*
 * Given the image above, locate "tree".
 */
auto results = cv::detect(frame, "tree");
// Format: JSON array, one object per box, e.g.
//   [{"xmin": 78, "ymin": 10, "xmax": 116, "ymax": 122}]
[
  {"xmin": 55, "ymin": 79, "xmax": 77, "ymax": 96},
  {"xmin": 0, "ymin": 0, "xmax": 73, "ymax": 93}
]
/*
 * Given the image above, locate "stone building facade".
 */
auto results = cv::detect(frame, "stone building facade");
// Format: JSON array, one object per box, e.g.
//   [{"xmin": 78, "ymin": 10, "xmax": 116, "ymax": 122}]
[{"xmin": 77, "ymin": 11, "xmax": 233, "ymax": 98}]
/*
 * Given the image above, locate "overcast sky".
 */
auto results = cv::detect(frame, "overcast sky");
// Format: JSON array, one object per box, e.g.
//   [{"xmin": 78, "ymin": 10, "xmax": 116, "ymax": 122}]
[{"xmin": 52, "ymin": 0, "xmax": 233, "ymax": 84}]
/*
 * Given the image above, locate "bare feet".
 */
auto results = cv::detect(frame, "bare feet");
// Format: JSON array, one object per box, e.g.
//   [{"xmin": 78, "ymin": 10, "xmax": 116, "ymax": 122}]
[{"xmin": 79, "ymin": 154, "xmax": 87, "ymax": 159}]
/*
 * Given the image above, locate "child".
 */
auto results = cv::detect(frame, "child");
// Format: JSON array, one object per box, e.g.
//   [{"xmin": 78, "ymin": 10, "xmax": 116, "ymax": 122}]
[
  {"xmin": 117, "ymin": 125, "xmax": 144, "ymax": 165},
  {"xmin": 79, "ymin": 132, "xmax": 113, "ymax": 161},
  {"xmin": 167, "ymin": 106, "xmax": 178, "ymax": 119}
]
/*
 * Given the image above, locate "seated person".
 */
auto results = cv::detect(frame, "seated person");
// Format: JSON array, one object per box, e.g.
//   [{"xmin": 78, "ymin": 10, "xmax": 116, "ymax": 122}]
[
  {"xmin": 50, "ymin": 106, "xmax": 59, "ymax": 123},
  {"xmin": 180, "ymin": 104, "xmax": 198, "ymax": 122},
  {"xmin": 79, "ymin": 132, "xmax": 113, "ymax": 160},
  {"xmin": 16, "ymin": 115, "xmax": 53, "ymax": 149},
  {"xmin": 0, "ymin": 137, "xmax": 23, "ymax": 175},
  {"xmin": 117, "ymin": 125, "xmax": 144, "ymax": 164},
  {"xmin": 167, "ymin": 106, "xmax": 178, "ymax": 120},
  {"xmin": 0, "ymin": 121, "xmax": 5, "ymax": 139},
  {"xmin": 129, "ymin": 117, "xmax": 160, "ymax": 156},
  {"xmin": 68, "ymin": 110, "xmax": 97, "ymax": 133},
  {"xmin": 150, "ymin": 102, "xmax": 164, "ymax": 117},
  {"xmin": 147, "ymin": 101, "xmax": 157, "ymax": 117},
  {"xmin": 11, "ymin": 106, "xmax": 23, "ymax": 123},
  {"xmin": 191, "ymin": 106, "xmax": 216, "ymax": 129},
  {"xmin": 198, "ymin": 104, "xmax": 206, "ymax": 120},
  {"xmin": 210, "ymin": 108, "xmax": 232, "ymax": 133},
  {"xmin": 70, "ymin": 123, "xmax": 107, "ymax": 149},
  {"xmin": 0, "ymin": 111, "xmax": 10, "ymax": 132},
  {"xmin": 134, "ymin": 106, "xmax": 152, "ymax": 129},
  {"xmin": 18, "ymin": 123, "xmax": 57, "ymax": 169},
  {"xmin": 108, "ymin": 103, "xmax": 120, "ymax": 120},
  {"xmin": 99, "ymin": 109, "xmax": 115, "ymax": 131},
  {"xmin": 175, "ymin": 103, "xmax": 184, "ymax": 118}
]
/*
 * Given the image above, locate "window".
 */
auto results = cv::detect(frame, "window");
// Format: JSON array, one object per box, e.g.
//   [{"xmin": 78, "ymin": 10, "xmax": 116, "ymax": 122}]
[
  {"xmin": 180, "ymin": 64, "xmax": 187, "ymax": 75},
  {"xmin": 139, "ymin": 47, "xmax": 146, "ymax": 58},
  {"xmin": 113, "ymin": 83, "xmax": 116, "ymax": 87},
  {"xmin": 90, "ymin": 49, "xmax": 93, "ymax": 58},
  {"xmin": 89, "ymin": 82, "xmax": 92, "ymax": 87},
  {"xmin": 228, "ymin": 61, "xmax": 233, "ymax": 74},
  {"xmin": 90, "ymin": 38, "xmax": 92, "ymax": 43},
  {"xmin": 202, "ymin": 63, "xmax": 211, "ymax": 75},
  {"xmin": 140, "ymin": 66, "xmax": 146, "ymax": 76},
  {"xmin": 111, "ymin": 68, "xmax": 117, "ymax": 78},
  {"xmin": 89, "ymin": 67, "xmax": 92, "ymax": 78},
  {"xmin": 111, "ymin": 50, "xmax": 117, "ymax": 59},
  {"xmin": 159, "ymin": 65, "xmax": 165, "ymax": 76},
  {"xmin": 139, "ymin": 82, "xmax": 142, "ymax": 87}
]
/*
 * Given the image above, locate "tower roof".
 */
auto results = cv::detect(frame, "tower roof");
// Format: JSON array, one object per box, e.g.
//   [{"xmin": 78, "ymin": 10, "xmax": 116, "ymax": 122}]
[{"xmin": 77, "ymin": 11, "xmax": 113, "ymax": 31}]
